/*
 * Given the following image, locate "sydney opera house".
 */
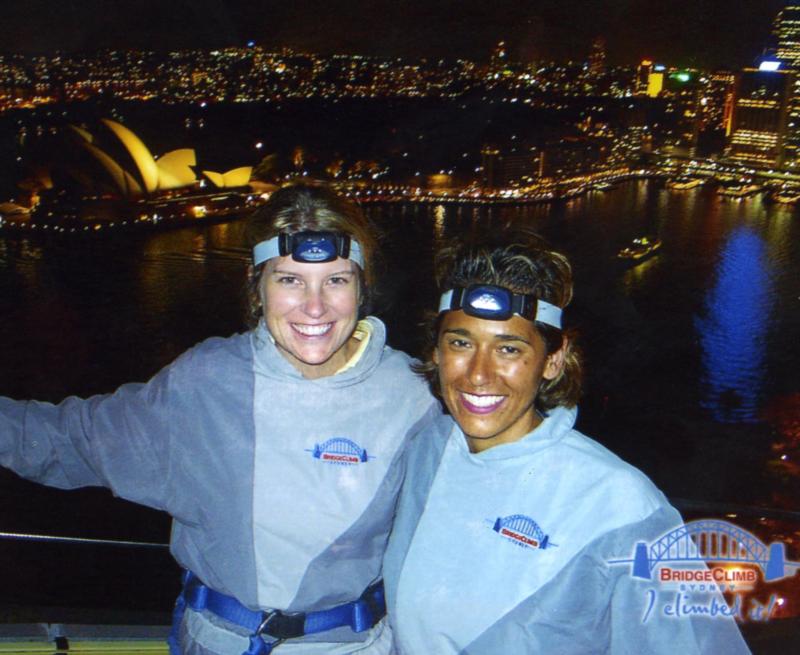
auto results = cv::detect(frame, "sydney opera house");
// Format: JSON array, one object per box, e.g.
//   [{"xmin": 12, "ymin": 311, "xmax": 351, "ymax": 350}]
[{"xmin": 5, "ymin": 119, "xmax": 272, "ymax": 231}]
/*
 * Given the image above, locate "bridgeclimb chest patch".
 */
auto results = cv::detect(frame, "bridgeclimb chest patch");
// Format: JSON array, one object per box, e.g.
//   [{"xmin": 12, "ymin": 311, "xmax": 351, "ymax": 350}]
[
  {"xmin": 490, "ymin": 513, "xmax": 556, "ymax": 551},
  {"xmin": 307, "ymin": 437, "xmax": 374, "ymax": 465}
]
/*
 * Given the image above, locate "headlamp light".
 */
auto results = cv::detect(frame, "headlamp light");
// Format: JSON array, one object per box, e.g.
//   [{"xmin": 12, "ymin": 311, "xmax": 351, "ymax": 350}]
[
  {"xmin": 439, "ymin": 284, "xmax": 562, "ymax": 329},
  {"xmin": 253, "ymin": 231, "xmax": 364, "ymax": 268}
]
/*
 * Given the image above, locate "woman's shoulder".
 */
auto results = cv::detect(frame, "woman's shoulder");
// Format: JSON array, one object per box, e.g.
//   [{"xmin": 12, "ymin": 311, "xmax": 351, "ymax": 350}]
[
  {"xmin": 379, "ymin": 347, "xmax": 429, "ymax": 384},
  {"xmin": 363, "ymin": 320, "xmax": 433, "ymax": 386},
  {"xmin": 531, "ymin": 419, "xmax": 678, "ymax": 557},
  {"xmin": 406, "ymin": 413, "xmax": 451, "ymax": 462},
  {"xmin": 167, "ymin": 331, "xmax": 253, "ymax": 378},
  {"xmin": 555, "ymin": 424, "xmax": 672, "ymax": 520}
]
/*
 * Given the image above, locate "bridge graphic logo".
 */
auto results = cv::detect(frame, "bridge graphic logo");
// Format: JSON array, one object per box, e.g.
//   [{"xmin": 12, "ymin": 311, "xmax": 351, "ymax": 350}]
[
  {"xmin": 309, "ymin": 438, "xmax": 371, "ymax": 465},
  {"xmin": 492, "ymin": 514, "xmax": 553, "ymax": 550},
  {"xmin": 609, "ymin": 519, "xmax": 800, "ymax": 582}
]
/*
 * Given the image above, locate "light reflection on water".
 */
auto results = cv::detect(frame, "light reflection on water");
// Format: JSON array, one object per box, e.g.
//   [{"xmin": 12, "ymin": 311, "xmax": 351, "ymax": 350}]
[
  {"xmin": 695, "ymin": 227, "xmax": 772, "ymax": 423},
  {"xmin": 432, "ymin": 204, "xmax": 445, "ymax": 241}
]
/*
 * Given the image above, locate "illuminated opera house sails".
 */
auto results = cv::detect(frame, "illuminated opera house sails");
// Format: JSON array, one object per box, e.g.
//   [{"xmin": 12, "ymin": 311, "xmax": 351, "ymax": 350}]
[{"xmin": 70, "ymin": 119, "xmax": 253, "ymax": 199}]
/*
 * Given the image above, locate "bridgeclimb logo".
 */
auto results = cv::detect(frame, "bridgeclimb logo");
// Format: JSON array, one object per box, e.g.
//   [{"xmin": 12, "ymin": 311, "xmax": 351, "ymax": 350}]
[
  {"xmin": 490, "ymin": 514, "xmax": 555, "ymax": 551},
  {"xmin": 608, "ymin": 519, "xmax": 800, "ymax": 623},
  {"xmin": 307, "ymin": 437, "xmax": 372, "ymax": 466}
]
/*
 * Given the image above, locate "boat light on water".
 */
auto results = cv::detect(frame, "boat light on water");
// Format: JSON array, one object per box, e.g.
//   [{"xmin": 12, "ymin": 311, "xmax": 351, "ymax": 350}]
[
  {"xmin": 771, "ymin": 186, "xmax": 800, "ymax": 204},
  {"xmin": 616, "ymin": 236, "xmax": 663, "ymax": 263},
  {"xmin": 717, "ymin": 183, "xmax": 762, "ymax": 198},
  {"xmin": 667, "ymin": 177, "xmax": 704, "ymax": 190}
]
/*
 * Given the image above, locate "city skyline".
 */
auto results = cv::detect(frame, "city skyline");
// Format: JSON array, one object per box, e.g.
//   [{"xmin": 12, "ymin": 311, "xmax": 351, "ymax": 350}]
[
  {"xmin": 1, "ymin": 0, "xmax": 791, "ymax": 68},
  {"xmin": 8, "ymin": 2, "xmax": 800, "ymax": 212}
]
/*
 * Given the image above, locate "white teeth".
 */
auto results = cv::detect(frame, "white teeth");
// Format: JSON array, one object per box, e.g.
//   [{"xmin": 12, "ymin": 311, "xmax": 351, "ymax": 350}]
[
  {"xmin": 293, "ymin": 323, "xmax": 332, "ymax": 336},
  {"xmin": 462, "ymin": 393, "xmax": 504, "ymax": 407}
]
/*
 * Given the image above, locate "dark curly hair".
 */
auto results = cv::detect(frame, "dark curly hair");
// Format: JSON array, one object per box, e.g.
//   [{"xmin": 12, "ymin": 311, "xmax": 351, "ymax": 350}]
[{"xmin": 415, "ymin": 229, "xmax": 582, "ymax": 412}]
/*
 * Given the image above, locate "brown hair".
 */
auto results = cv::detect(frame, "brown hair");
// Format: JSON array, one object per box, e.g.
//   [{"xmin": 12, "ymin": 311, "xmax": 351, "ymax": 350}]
[
  {"xmin": 416, "ymin": 230, "xmax": 583, "ymax": 412},
  {"xmin": 244, "ymin": 181, "xmax": 379, "ymax": 326}
]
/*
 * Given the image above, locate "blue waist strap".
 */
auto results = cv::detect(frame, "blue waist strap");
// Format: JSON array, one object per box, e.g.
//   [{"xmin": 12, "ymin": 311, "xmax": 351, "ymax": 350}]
[{"xmin": 178, "ymin": 570, "xmax": 385, "ymax": 641}]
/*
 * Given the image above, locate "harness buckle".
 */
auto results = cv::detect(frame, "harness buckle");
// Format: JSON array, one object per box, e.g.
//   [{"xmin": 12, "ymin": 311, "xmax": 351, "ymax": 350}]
[
  {"xmin": 256, "ymin": 608, "xmax": 306, "ymax": 641},
  {"xmin": 256, "ymin": 610, "xmax": 282, "ymax": 637},
  {"xmin": 253, "ymin": 612, "xmax": 285, "ymax": 653}
]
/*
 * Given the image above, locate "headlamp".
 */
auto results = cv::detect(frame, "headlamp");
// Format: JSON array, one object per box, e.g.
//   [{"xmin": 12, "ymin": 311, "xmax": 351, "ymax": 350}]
[
  {"xmin": 438, "ymin": 284, "xmax": 562, "ymax": 329},
  {"xmin": 253, "ymin": 231, "xmax": 364, "ymax": 268}
]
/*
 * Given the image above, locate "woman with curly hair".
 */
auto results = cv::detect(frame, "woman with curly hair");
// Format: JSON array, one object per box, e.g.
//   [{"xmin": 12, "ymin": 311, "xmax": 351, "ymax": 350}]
[{"xmin": 383, "ymin": 231, "xmax": 749, "ymax": 654}]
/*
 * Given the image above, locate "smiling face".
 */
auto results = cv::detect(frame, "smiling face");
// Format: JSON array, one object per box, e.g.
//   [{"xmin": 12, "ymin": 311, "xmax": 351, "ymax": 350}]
[
  {"xmin": 434, "ymin": 310, "xmax": 565, "ymax": 453},
  {"xmin": 261, "ymin": 255, "xmax": 360, "ymax": 379}
]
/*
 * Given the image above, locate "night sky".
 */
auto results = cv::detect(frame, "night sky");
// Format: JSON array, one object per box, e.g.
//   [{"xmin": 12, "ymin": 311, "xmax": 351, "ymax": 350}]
[{"xmin": 0, "ymin": 0, "xmax": 791, "ymax": 69}]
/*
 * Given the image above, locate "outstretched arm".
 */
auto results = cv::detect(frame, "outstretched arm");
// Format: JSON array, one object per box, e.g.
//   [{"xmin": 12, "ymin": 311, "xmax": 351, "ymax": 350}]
[{"xmin": 0, "ymin": 363, "xmax": 176, "ymax": 512}]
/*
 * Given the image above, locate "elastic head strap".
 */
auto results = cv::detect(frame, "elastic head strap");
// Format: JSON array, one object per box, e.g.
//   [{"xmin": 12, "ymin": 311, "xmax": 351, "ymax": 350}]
[
  {"xmin": 252, "ymin": 238, "xmax": 281, "ymax": 266},
  {"xmin": 438, "ymin": 287, "xmax": 563, "ymax": 329}
]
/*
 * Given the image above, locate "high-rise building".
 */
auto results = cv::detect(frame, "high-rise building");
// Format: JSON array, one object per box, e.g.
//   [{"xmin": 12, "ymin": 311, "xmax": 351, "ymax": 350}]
[
  {"xmin": 699, "ymin": 71, "xmax": 737, "ymax": 134},
  {"xmin": 588, "ymin": 37, "xmax": 606, "ymax": 77},
  {"xmin": 659, "ymin": 70, "xmax": 703, "ymax": 150},
  {"xmin": 480, "ymin": 145, "xmax": 542, "ymax": 188},
  {"xmin": 636, "ymin": 60, "xmax": 653, "ymax": 95},
  {"xmin": 690, "ymin": 71, "xmax": 736, "ymax": 155},
  {"xmin": 647, "ymin": 69, "xmax": 664, "ymax": 98},
  {"xmin": 773, "ymin": 6, "xmax": 800, "ymax": 166},
  {"xmin": 726, "ymin": 66, "xmax": 793, "ymax": 168},
  {"xmin": 480, "ymin": 145, "xmax": 499, "ymax": 187},
  {"xmin": 634, "ymin": 60, "xmax": 666, "ymax": 97},
  {"xmin": 774, "ymin": 5, "xmax": 800, "ymax": 68}
]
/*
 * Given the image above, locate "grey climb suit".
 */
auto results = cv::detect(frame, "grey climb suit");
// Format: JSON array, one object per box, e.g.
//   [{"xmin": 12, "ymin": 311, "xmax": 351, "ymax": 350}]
[
  {"xmin": 384, "ymin": 408, "xmax": 751, "ymax": 654},
  {"xmin": 1, "ymin": 317, "xmax": 438, "ymax": 654}
]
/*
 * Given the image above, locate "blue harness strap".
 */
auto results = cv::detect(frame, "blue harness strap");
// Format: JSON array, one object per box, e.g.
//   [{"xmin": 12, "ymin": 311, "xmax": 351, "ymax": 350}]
[{"xmin": 168, "ymin": 570, "xmax": 386, "ymax": 655}]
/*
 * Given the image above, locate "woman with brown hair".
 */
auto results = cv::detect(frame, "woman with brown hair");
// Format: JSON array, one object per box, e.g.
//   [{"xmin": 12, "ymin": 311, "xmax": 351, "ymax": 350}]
[
  {"xmin": 0, "ymin": 183, "xmax": 438, "ymax": 654},
  {"xmin": 383, "ymin": 232, "xmax": 749, "ymax": 654}
]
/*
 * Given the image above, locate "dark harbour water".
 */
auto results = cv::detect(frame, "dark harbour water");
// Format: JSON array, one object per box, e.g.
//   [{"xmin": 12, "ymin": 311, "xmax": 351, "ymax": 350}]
[{"xmin": 1, "ymin": 180, "xmax": 799, "ymax": 623}]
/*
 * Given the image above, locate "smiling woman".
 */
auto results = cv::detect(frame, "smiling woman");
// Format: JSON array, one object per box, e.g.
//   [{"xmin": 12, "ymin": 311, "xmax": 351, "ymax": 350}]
[
  {"xmin": 434, "ymin": 309, "xmax": 562, "ymax": 452},
  {"xmin": 383, "ymin": 231, "xmax": 750, "ymax": 654},
  {"xmin": 0, "ymin": 182, "xmax": 439, "ymax": 655},
  {"xmin": 246, "ymin": 185, "xmax": 377, "ymax": 380},
  {"xmin": 261, "ymin": 256, "xmax": 361, "ymax": 379}
]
